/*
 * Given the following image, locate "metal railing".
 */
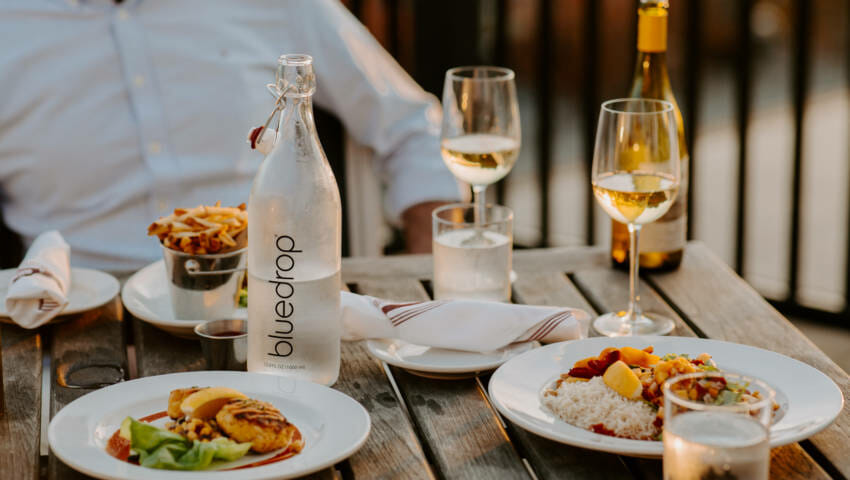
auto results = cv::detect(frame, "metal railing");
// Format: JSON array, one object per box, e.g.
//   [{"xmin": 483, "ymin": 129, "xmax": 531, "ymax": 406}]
[{"xmin": 346, "ymin": 0, "xmax": 850, "ymax": 328}]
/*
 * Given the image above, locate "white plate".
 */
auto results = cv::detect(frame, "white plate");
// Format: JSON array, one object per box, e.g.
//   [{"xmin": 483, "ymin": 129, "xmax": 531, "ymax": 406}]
[
  {"xmin": 48, "ymin": 371, "xmax": 370, "ymax": 480},
  {"xmin": 0, "ymin": 267, "xmax": 119, "ymax": 321},
  {"xmin": 366, "ymin": 339, "xmax": 538, "ymax": 378},
  {"xmin": 488, "ymin": 336, "xmax": 844, "ymax": 458},
  {"xmin": 122, "ymin": 261, "xmax": 246, "ymax": 338}
]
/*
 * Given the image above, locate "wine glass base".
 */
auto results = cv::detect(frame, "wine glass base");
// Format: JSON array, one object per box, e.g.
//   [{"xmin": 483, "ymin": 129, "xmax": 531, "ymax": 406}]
[{"xmin": 593, "ymin": 311, "xmax": 675, "ymax": 337}]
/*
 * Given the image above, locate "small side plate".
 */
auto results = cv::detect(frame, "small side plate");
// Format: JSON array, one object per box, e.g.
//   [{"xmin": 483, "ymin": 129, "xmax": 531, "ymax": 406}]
[
  {"xmin": 366, "ymin": 338, "xmax": 539, "ymax": 377},
  {"xmin": 122, "ymin": 260, "xmax": 246, "ymax": 338},
  {"xmin": 0, "ymin": 267, "xmax": 120, "ymax": 322}
]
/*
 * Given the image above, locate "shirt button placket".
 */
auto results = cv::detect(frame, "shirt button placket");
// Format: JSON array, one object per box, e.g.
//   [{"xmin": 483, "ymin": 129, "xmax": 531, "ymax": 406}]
[{"xmin": 111, "ymin": 7, "xmax": 177, "ymax": 217}]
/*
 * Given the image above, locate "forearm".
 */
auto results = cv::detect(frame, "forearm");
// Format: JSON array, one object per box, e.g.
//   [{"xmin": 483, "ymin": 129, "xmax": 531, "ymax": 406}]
[{"xmin": 401, "ymin": 200, "xmax": 452, "ymax": 254}]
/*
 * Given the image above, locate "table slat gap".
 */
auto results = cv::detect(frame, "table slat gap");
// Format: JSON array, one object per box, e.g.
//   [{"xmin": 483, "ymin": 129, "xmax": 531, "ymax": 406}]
[
  {"xmin": 641, "ymin": 275, "xmax": 710, "ymax": 338},
  {"xmin": 356, "ymin": 277, "xmax": 530, "ymax": 479},
  {"xmin": 48, "ymin": 297, "xmax": 126, "ymax": 480},
  {"xmin": 336, "ymin": 281, "xmax": 436, "ymax": 479},
  {"xmin": 799, "ymin": 440, "xmax": 847, "ymax": 480},
  {"xmin": 570, "ymin": 269, "xmax": 696, "ymax": 338},
  {"xmin": 500, "ymin": 271, "xmax": 636, "ymax": 479}
]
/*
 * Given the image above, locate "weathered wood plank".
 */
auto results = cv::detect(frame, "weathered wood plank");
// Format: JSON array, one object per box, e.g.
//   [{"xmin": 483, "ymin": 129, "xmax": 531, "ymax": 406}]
[
  {"xmin": 342, "ymin": 246, "xmax": 608, "ymax": 283},
  {"xmin": 336, "ymin": 341, "xmax": 435, "ymax": 480},
  {"xmin": 648, "ymin": 241, "xmax": 850, "ymax": 477},
  {"xmin": 334, "ymin": 281, "xmax": 434, "ymax": 479},
  {"xmin": 0, "ymin": 325, "xmax": 42, "ymax": 480},
  {"xmin": 769, "ymin": 445, "xmax": 831, "ymax": 479},
  {"xmin": 512, "ymin": 271, "xmax": 596, "ymax": 313},
  {"xmin": 504, "ymin": 271, "xmax": 633, "ymax": 479},
  {"xmin": 571, "ymin": 268, "xmax": 694, "ymax": 338},
  {"xmin": 355, "ymin": 278, "xmax": 529, "ymax": 479},
  {"xmin": 49, "ymin": 297, "xmax": 125, "ymax": 480},
  {"xmin": 132, "ymin": 317, "xmax": 203, "ymax": 377},
  {"xmin": 627, "ymin": 444, "xmax": 831, "ymax": 480}
]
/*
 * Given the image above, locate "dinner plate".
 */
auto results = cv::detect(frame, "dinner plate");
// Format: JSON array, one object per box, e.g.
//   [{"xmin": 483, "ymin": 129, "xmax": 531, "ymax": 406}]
[
  {"xmin": 122, "ymin": 260, "xmax": 245, "ymax": 338},
  {"xmin": 488, "ymin": 336, "xmax": 844, "ymax": 458},
  {"xmin": 48, "ymin": 371, "xmax": 371, "ymax": 480},
  {"xmin": 366, "ymin": 339, "xmax": 538, "ymax": 379},
  {"xmin": 0, "ymin": 267, "xmax": 120, "ymax": 321}
]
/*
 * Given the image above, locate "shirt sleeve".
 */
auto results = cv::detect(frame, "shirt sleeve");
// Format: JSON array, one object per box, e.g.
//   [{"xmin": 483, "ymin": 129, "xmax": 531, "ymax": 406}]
[{"xmin": 289, "ymin": 0, "xmax": 461, "ymax": 224}]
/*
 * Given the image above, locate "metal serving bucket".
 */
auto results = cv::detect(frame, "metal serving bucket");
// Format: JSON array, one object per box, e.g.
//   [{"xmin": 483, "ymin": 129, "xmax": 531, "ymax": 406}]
[{"xmin": 161, "ymin": 246, "xmax": 246, "ymax": 321}]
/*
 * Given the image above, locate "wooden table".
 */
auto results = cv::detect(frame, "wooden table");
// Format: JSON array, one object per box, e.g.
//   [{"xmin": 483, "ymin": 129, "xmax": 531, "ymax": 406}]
[{"xmin": 2, "ymin": 242, "xmax": 848, "ymax": 479}]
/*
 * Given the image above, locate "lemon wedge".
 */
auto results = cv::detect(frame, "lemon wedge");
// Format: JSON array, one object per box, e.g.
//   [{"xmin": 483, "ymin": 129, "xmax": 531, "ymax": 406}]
[
  {"xmin": 180, "ymin": 387, "xmax": 247, "ymax": 419},
  {"xmin": 602, "ymin": 360, "xmax": 643, "ymax": 400}
]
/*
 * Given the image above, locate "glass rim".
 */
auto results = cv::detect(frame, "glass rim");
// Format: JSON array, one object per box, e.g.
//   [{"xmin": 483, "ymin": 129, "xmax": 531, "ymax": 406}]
[
  {"xmin": 278, "ymin": 54, "xmax": 313, "ymax": 66},
  {"xmin": 194, "ymin": 319, "xmax": 247, "ymax": 339},
  {"xmin": 446, "ymin": 66, "xmax": 516, "ymax": 82},
  {"xmin": 600, "ymin": 98, "xmax": 674, "ymax": 115},
  {"xmin": 662, "ymin": 371, "xmax": 776, "ymax": 413},
  {"xmin": 432, "ymin": 202, "xmax": 514, "ymax": 228}
]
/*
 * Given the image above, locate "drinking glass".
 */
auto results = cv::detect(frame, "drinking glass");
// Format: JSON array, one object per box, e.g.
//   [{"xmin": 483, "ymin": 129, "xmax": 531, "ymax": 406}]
[
  {"xmin": 440, "ymin": 66, "xmax": 520, "ymax": 236},
  {"xmin": 663, "ymin": 372, "xmax": 776, "ymax": 480},
  {"xmin": 591, "ymin": 98, "xmax": 680, "ymax": 336},
  {"xmin": 432, "ymin": 203, "xmax": 513, "ymax": 302}
]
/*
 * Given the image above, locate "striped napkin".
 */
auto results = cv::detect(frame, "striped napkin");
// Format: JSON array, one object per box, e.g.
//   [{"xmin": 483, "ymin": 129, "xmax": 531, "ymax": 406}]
[
  {"xmin": 341, "ymin": 291, "xmax": 589, "ymax": 352},
  {"xmin": 4, "ymin": 231, "xmax": 71, "ymax": 329}
]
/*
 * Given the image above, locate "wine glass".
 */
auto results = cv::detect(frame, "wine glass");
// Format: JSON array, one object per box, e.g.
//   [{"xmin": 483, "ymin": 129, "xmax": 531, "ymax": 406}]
[
  {"xmin": 440, "ymin": 66, "xmax": 520, "ymax": 237},
  {"xmin": 591, "ymin": 98, "xmax": 680, "ymax": 336}
]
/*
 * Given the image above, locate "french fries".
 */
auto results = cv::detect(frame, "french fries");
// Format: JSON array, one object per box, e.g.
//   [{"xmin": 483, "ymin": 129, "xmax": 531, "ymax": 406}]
[{"xmin": 147, "ymin": 201, "xmax": 247, "ymax": 255}]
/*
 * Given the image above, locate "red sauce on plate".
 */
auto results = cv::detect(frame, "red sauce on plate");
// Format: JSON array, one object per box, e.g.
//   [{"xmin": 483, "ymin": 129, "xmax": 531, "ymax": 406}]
[
  {"xmin": 139, "ymin": 411, "xmax": 168, "ymax": 422},
  {"xmin": 225, "ymin": 439, "xmax": 302, "ymax": 470},
  {"xmin": 106, "ymin": 431, "xmax": 130, "ymax": 461}
]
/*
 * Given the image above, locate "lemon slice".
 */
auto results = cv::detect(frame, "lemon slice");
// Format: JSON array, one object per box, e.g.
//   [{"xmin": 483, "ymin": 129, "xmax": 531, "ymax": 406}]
[
  {"xmin": 602, "ymin": 360, "xmax": 643, "ymax": 400},
  {"xmin": 180, "ymin": 387, "xmax": 247, "ymax": 419}
]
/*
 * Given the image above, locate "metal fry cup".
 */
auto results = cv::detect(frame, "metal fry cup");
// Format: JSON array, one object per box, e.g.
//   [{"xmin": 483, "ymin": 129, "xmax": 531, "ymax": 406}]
[
  {"xmin": 194, "ymin": 319, "xmax": 247, "ymax": 371},
  {"xmin": 162, "ymin": 245, "xmax": 246, "ymax": 321}
]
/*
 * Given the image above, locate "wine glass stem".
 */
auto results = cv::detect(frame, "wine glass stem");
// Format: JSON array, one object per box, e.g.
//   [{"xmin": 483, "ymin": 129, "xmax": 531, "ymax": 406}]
[
  {"xmin": 626, "ymin": 223, "xmax": 642, "ymax": 327},
  {"xmin": 472, "ymin": 184, "xmax": 486, "ymax": 227}
]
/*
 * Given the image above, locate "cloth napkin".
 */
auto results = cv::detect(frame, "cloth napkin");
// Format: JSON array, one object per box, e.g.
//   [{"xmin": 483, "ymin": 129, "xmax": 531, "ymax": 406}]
[
  {"xmin": 341, "ymin": 291, "xmax": 589, "ymax": 352},
  {"xmin": 5, "ymin": 231, "xmax": 71, "ymax": 329}
]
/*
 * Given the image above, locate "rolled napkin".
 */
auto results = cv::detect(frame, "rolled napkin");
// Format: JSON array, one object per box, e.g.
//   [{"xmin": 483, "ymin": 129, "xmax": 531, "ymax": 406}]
[
  {"xmin": 341, "ymin": 291, "xmax": 589, "ymax": 352},
  {"xmin": 5, "ymin": 231, "xmax": 71, "ymax": 329}
]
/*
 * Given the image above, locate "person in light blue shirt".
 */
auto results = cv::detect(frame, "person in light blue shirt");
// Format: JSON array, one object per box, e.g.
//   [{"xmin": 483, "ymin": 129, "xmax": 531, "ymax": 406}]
[{"xmin": 0, "ymin": 0, "xmax": 460, "ymax": 274}]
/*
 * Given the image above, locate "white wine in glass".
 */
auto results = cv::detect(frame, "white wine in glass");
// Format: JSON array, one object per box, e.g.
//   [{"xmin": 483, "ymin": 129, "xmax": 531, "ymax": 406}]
[
  {"xmin": 440, "ymin": 66, "xmax": 520, "ymax": 235},
  {"xmin": 593, "ymin": 172, "xmax": 678, "ymax": 225},
  {"xmin": 440, "ymin": 134, "xmax": 519, "ymax": 186},
  {"xmin": 591, "ymin": 98, "xmax": 680, "ymax": 336}
]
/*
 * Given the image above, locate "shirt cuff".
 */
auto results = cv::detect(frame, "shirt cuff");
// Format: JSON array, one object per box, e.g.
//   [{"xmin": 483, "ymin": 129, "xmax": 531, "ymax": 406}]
[{"xmin": 383, "ymin": 164, "xmax": 462, "ymax": 226}]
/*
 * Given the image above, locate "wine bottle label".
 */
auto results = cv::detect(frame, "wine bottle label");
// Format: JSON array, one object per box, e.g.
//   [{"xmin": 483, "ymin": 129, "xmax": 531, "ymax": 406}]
[
  {"xmin": 639, "ymin": 214, "xmax": 686, "ymax": 253},
  {"xmin": 638, "ymin": 8, "xmax": 667, "ymax": 53}
]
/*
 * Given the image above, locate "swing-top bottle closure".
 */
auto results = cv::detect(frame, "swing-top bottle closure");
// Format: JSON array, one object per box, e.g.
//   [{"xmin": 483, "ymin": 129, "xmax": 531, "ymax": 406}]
[{"xmin": 247, "ymin": 54, "xmax": 316, "ymax": 154}]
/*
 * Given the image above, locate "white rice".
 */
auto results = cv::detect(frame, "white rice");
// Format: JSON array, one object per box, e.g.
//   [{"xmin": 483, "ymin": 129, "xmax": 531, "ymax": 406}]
[{"xmin": 541, "ymin": 376, "xmax": 659, "ymax": 440}]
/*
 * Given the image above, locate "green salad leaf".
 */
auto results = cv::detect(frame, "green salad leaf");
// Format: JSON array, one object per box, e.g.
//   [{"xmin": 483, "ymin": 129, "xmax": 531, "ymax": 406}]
[
  {"xmin": 121, "ymin": 417, "xmax": 252, "ymax": 470},
  {"xmin": 714, "ymin": 389, "xmax": 743, "ymax": 406}
]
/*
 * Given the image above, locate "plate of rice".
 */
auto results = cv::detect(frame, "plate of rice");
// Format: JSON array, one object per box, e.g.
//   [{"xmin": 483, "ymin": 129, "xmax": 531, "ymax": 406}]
[{"xmin": 488, "ymin": 336, "xmax": 843, "ymax": 457}]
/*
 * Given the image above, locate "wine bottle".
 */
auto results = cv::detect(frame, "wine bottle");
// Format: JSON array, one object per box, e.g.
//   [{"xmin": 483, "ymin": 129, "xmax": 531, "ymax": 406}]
[{"xmin": 611, "ymin": 0, "xmax": 689, "ymax": 271}]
